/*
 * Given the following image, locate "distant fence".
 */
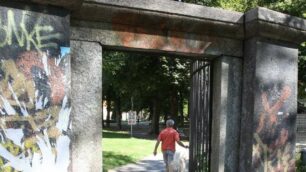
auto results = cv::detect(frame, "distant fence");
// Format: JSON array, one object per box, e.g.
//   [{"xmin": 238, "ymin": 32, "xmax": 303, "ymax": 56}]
[{"xmin": 297, "ymin": 114, "xmax": 306, "ymax": 144}]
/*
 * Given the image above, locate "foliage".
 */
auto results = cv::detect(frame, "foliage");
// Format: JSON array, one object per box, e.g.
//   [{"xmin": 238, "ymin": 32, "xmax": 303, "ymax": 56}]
[
  {"xmin": 184, "ymin": 0, "xmax": 306, "ymax": 100},
  {"xmin": 102, "ymin": 51, "xmax": 127, "ymax": 100},
  {"xmin": 184, "ymin": 0, "xmax": 306, "ymax": 15},
  {"xmin": 296, "ymin": 152, "xmax": 306, "ymax": 172},
  {"xmin": 298, "ymin": 43, "xmax": 306, "ymax": 101},
  {"xmin": 102, "ymin": 130, "xmax": 159, "ymax": 171},
  {"xmin": 296, "ymin": 159, "xmax": 306, "ymax": 172},
  {"xmin": 103, "ymin": 51, "xmax": 191, "ymax": 126}
]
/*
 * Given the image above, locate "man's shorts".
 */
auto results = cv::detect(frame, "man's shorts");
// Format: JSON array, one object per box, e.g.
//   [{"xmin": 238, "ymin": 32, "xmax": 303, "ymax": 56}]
[{"xmin": 162, "ymin": 150, "xmax": 174, "ymax": 165}]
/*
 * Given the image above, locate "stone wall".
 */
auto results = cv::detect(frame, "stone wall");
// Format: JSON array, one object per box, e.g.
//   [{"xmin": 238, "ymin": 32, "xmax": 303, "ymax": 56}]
[
  {"xmin": 0, "ymin": 4, "xmax": 71, "ymax": 172},
  {"xmin": 0, "ymin": 1, "xmax": 305, "ymax": 172}
]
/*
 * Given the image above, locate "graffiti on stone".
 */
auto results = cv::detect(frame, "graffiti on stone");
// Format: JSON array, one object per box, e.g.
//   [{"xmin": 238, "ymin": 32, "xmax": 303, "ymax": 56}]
[
  {"xmin": 0, "ymin": 6, "xmax": 70, "ymax": 172},
  {"xmin": 252, "ymin": 85, "xmax": 296, "ymax": 172},
  {"xmin": 111, "ymin": 16, "xmax": 212, "ymax": 54},
  {"xmin": 0, "ymin": 10, "xmax": 62, "ymax": 50},
  {"xmin": 110, "ymin": 11, "xmax": 217, "ymax": 54}
]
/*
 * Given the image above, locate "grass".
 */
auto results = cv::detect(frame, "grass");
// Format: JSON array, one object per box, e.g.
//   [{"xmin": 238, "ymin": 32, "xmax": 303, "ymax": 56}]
[{"xmin": 102, "ymin": 130, "xmax": 160, "ymax": 172}]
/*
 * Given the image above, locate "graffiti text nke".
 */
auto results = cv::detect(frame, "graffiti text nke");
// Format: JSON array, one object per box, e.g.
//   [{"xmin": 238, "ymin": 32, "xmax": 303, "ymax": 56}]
[{"xmin": 0, "ymin": 10, "xmax": 61, "ymax": 50}]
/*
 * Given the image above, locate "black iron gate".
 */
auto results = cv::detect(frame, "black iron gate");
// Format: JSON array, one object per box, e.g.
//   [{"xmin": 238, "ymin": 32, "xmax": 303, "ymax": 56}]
[{"xmin": 189, "ymin": 60, "xmax": 212, "ymax": 172}]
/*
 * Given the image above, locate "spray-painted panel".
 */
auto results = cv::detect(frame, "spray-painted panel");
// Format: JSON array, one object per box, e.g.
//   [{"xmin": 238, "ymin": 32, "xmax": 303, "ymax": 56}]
[
  {"xmin": 251, "ymin": 41, "xmax": 297, "ymax": 171},
  {"xmin": 0, "ymin": 5, "xmax": 71, "ymax": 172}
]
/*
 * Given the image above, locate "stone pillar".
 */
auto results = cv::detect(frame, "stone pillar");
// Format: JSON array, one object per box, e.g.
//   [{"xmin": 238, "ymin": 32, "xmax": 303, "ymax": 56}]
[
  {"xmin": 211, "ymin": 56, "xmax": 242, "ymax": 172},
  {"xmin": 239, "ymin": 7, "xmax": 306, "ymax": 172},
  {"xmin": 71, "ymin": 40, "xmax": 102, "ymax": 172}
]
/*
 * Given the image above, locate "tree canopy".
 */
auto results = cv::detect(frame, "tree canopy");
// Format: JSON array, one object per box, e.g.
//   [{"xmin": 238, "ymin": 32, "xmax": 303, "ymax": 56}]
[
  {"xmin": 102, "ymin": 51, "xmax": 191, "ymax": 133},
  {"xmin": 102, "ymin": 0, "xmax": 306, "ymax": 132},
  {"xmin": 184, "ymin": 0, "xmax": 306, "ymax": 101},
  {"xmin": 184, "ymin": 0, "xmax": 306, "ymax": 17}
]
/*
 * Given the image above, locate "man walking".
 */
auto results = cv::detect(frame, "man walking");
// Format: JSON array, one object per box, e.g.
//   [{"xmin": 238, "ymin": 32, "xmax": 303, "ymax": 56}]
[{"xmin": 153, "ymin": 119, "xmax": 188, "ymax": 172}]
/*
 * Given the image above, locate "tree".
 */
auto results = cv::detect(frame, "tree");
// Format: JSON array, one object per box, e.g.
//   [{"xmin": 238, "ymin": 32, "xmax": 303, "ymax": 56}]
[
  {"xmin": 298, "ymin": 42, "xmax": 306, "ymax": 101},
  {"xmin": 184, "ymin": 0, "xmax": 306, "ymax": 16},
  {"xmin": 102, "ymin": 50, "xmax": 191, "ymax": 134},
  {"xmin": 184, "ymin": 0, "xmax": 306, "ymax": 101},
  {"xmin": 102, "ymin": 51, "xmax": 127, "ymax": 128}
]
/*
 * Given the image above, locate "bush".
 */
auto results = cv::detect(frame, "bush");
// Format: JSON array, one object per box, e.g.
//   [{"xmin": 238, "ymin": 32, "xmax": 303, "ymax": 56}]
[{"xmin": 296, "ymin": 152, "xmax": 306, "ymax": 172}]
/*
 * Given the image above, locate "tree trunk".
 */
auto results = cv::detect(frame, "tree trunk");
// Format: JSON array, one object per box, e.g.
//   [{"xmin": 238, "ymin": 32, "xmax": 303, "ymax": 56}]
[
  {"xmin": 112, "ymin": 108, "xmax": 116, "ymax": 121},
  {"xmin": 136, "ymin": 110, "xmax": 140, "ymax": 124},
  {"xmin": 102, "ymin": 101, "xmax": 105, "ymax": 128},
  {"xmin": 115, "ymin": 97, "xmax": 122, "ymax": 129},
  {"xmin": 151, "ymin": 97, "xmax": 160, "ymax": 135},
  {"xmin": 179, "ymin": 91, "xmax": 184, "ymax": 127},
  {"xmin": 149, "ymin": 105, "xmax": 153, "ymax": 121},
  {"xmin": 164, "ymin": 114, "xmax": 168, "ymax": 125},
  {"xmin": 106, "ymin": 95, "xmax": 111, "ymax": 128},
  {"xmin": 169, "ymin": 90, "xmax": 179, "ymax": 128}
]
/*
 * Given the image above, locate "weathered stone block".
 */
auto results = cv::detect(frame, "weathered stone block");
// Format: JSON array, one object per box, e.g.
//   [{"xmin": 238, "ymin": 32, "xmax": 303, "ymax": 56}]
[
  {"xmin": 241, "ymin": 38, "xmax": 298, "ymax": 172},
  {"xmin": 71, "ymin": 40, "xmax": 102, "ymax": 172},
  {"xmin": 211, "ymin": 56, "xmax": 242, "ymax": 172}
]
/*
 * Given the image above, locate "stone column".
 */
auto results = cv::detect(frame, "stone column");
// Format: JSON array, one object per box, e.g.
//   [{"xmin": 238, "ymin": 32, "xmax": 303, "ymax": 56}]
[
  {"xmin": 71, "ymin": 40, "xmax": 102, "ymax": 172},
  {"xmin": 239, "ymin": 7, "xmax": 306, "ymax": 172},
  {"xmin": 211, "ymin": 56, "xmax": 242, "ymax": 172}
]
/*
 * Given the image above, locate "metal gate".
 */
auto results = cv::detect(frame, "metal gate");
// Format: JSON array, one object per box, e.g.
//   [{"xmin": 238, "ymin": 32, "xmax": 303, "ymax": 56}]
[{"xmin": 189, "ymin": 60, "xmax": 212, "ymax": 172}]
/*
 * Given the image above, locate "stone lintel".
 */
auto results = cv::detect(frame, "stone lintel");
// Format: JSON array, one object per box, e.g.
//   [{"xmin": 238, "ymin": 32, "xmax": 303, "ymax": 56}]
[
  {"xmin": 71, "ymin": 0, "xmax": 244, "ymax": 39},
  {"xmin": 71, "ymin": 21, "xmax": 243, "ymax": 58},
  {"xmin": 245, "ymin": 7, "xmax": 306, "ymax": 44}
]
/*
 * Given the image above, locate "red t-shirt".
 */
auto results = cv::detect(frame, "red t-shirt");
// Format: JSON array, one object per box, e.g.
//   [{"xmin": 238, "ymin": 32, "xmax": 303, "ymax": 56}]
[{"xmin": 158, "ymin": 127, "xmax": 180, "ymax": 152}]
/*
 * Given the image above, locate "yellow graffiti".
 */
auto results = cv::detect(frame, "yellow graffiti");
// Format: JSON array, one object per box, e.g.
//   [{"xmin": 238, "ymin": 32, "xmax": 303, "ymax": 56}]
[
  {"xmin": 0, "ymin": 140, "xmax": 21, "ymax": 172},
  {"xmin": 253, "ymin": 133, "xmax": 294, "ymax": 172},
  {"xmin": 254, "ymin": 133, "xmax": 269, "ymax": 171},
  {"xmin": 0, "ymin": 10, "xmax": 61, "ymax": 50}
]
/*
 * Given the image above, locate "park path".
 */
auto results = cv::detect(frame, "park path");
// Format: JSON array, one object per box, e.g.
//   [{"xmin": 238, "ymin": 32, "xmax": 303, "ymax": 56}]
[
  {"xmin": 109, "ymin": 153, "xmax": 165, "ymax": 172},
  {"xmin": 107, "ymin": 122, "xmax": 189, "ymax": 172},
  {"xmin": 109, "ymin": 144, "xmax": 189, "ymax": 172}
]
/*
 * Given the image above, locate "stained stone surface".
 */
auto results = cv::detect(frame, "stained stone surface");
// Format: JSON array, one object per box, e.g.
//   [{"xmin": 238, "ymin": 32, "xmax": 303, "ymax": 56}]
[
  {"xmin": 211, "ymin": 56, "xmax": 242, "ymax": 172},
  {"xmin": 240, "ymin": 38, "xmax": 298, "ymax": 172},
  {"xmin": 71, "ymin": 40, "xmax": 102, "ymax": 172}
]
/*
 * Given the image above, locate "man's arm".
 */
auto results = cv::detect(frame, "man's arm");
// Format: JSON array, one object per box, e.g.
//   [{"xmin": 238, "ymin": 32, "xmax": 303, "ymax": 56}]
[
  {"xmin": 177, "ymin": 140, "xmax": 188, "ymax": 148},
  {"xmin": 174, "ymin": 131, "xmax": 188, "ymax": 148},
  {"xmin": 153, "ymin": 140, "xmax": 160, "ymax": 156}
]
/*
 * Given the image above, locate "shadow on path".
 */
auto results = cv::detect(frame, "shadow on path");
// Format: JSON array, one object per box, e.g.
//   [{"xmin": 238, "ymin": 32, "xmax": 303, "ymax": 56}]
[
  {"xmin": 104, "ymin": 151, "xmax": 136, "ymax": 171},
  {"xmin": 109, "ymin": 154, "xmax": 165, "ymax": 172}
]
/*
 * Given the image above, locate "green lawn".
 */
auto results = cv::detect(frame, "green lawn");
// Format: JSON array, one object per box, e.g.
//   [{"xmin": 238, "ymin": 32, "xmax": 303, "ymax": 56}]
[{"xmin": 102, "ymin": 130, "xmax": 160, "ymax": 172}]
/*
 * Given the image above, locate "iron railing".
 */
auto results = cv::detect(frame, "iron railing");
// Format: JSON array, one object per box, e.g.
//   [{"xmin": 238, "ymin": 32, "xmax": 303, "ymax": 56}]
[{"xmin": 189, "ymin": 60, "xmax": 212, "ymax": 172}]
